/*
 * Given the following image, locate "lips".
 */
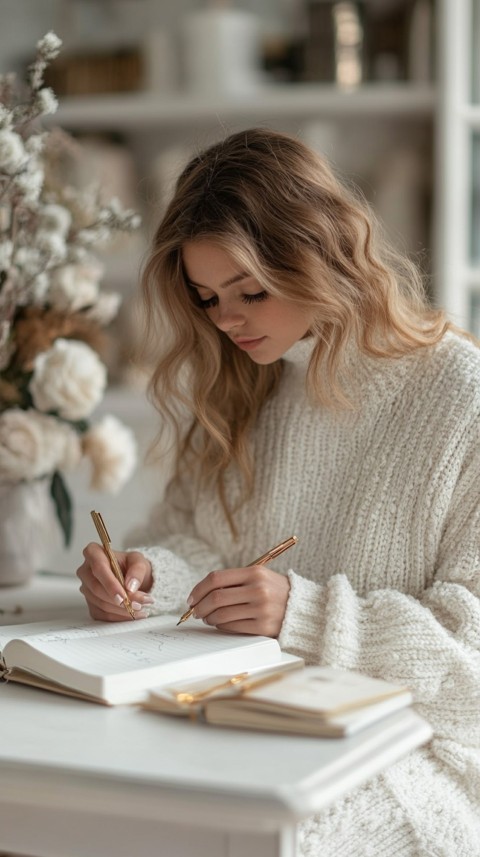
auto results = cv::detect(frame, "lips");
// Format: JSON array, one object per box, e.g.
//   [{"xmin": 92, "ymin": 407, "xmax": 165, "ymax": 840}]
[{"xmin": 233, "ymin": 336, "xmax": 266, "ymax": 351}]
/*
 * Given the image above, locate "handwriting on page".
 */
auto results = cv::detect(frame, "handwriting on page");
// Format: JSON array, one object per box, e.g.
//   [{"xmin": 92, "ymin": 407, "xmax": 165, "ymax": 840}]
[
  {"xmin": 22, "ymin": 622, "xmax": 259, "ymax": 676},
  {"xmin": 0, "ymin": 615, "xmax": 174, "ymax": 648}
]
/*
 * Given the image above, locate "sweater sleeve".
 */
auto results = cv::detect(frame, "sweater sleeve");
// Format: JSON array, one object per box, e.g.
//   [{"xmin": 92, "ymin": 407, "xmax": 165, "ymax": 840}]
[
  {"xmin": 124, "ymin": 473, "xmax": 224, "ymax": 615},
  {"xmin": 278, "ymin": 424, "xmax": 480, "ymax": 746}
]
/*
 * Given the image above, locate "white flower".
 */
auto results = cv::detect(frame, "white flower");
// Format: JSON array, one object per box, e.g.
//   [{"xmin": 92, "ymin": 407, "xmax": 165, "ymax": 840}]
[
  {"xmin": 31, "ymin": 272, "xmax": 50, "ymax": 303},
  {"xmin": 29, "ymin": 338, "xmax": 107, "ymax": 421},
  {"xmin": 77, "ymin": 226, "xmax": 111, "ymax": 246},
  {"xmin": 0, "ymin": 129, "xmax": 27, "ymax": 174},
  {"xmin": 0, "ymin": 104, "xmax": 12, "ymax": 130},
  {"xmin": 38, "ymin": 204, "xmax": 71, "ymax": 236},
  {"xmin": 0, "ymin": 240, "xmax": 13, "ymax": 270},
  {"xmin": 34, "ymin": 87, "xmax": 58, "ymax": 116},
  {"xmin": 0, "ymin": 408, "xmax": 81, "ymax": 481},
  {"xmin": 14, "ymin": 246, "xmax": 42, "ymax": 276},
  {"xmin": 14, "ymin": 159, "xmax": 44, "ymax": 203},
  {"xmin": 48, "ymin": 263, "xmax": 103, "ymax": 312},
  {"xmin": 34, "ymin": 230, "xmax": 67, "ymax": 265},
  {"xmin": 37, "ymin": 32, "xmax": 62, "ymax": 60},
  {"xmin": 82, "ymin": 415, "xmax": 137, "ymax": 492},
  {"xmin": 84, "ymin": 291, "xmax": 121, "ymax": 325},
  {"xmin": 25, "ymin": 133, "xmax": 46, "ymax": 156}
]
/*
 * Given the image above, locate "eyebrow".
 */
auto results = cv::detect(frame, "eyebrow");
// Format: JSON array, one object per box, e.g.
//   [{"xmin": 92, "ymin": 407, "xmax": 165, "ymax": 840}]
[{"xmin": 186, "ymin": 272, "xmax": 249, "ymax": 291}]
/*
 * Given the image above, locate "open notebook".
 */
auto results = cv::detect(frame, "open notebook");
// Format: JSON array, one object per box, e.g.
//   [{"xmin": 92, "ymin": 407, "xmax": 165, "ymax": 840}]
[{"xmin": 0, "ymin": 615, "xmax": 294, "ymax": 705}]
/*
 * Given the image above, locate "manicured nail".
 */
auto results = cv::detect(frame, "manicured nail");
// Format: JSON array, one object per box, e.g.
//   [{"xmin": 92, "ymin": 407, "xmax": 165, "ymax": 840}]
[
  {"xmin": 187, "ymin": 594, "xmax": 194, "ymax": 606},
  {"xmin": 135, "ymin": 610, "xmax": 148, "ymax": 619},
  {"xmin": 127, "ymin": 578, "xmax": 140, "ymax": 593},
  {"xmin": 114, "ymin": 594, "xmax": 124, "ymax": 606},
  {"xmin": 132, "ymin": 601, "xmax": 143, "ymax": 611}
]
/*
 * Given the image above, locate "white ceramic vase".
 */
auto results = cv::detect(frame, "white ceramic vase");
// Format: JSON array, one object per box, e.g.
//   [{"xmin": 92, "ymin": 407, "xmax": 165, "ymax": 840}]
[{"xmin": 0, "ymin": 478, "xmax": 63, "ymax": 586}]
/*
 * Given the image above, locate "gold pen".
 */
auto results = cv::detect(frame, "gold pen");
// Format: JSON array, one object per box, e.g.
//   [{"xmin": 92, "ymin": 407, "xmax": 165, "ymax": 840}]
[
  {"xmin": 176, "ymin": 535, "xmax": 298, "ymax": 626},
  {"xmin": 90, "ymin": 510, "xmax": 136, "ymax": 620}
]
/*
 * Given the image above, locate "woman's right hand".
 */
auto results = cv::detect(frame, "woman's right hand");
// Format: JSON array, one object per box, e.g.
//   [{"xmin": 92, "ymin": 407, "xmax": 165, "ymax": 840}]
[{"xmin": 76, "ymin": 542, "xmax": 155, "ymax": 622}]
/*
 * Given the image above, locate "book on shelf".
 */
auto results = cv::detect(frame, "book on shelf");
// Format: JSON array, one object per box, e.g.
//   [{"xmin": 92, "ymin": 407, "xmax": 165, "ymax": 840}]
[
  {"xmin": 143, "ymin": 666, "xmax": 413, "ymax": 737},
  {"xmin": 0, "ymin": 616, "xmax": 299, "ymax": 706}
]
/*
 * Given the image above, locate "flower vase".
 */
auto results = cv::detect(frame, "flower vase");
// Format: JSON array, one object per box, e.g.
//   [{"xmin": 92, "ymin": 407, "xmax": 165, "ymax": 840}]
[{"xmin": 0, "ymin": 478, "xmax": 63, "ymax": 586}]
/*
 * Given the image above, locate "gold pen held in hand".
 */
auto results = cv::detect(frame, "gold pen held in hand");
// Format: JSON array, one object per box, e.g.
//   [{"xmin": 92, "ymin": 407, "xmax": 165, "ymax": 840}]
[
  {"xmin": 90, "ymin": 510, "xmax": 136, "ymax": 620},
  {"xmin": 176, "ymin": 535, "xmax": 298, "ymax": 626}
]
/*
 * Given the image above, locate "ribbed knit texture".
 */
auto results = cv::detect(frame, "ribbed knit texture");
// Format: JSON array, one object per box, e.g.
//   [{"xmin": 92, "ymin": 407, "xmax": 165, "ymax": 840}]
[{"xmin": 127, "ymin": 332, "xmax": 480, "ymax": 855}]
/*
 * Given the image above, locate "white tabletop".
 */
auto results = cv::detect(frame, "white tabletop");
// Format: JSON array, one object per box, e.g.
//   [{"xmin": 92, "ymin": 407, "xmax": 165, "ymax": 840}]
[{"xmin": 0, "ymin": 576, "xmax": 432, "ymax": 856}]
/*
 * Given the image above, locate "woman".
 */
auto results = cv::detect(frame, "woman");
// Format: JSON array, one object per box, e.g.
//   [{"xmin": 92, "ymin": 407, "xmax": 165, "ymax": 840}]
[{"xmin": 77, "ymin": 128, "xmax": 480, "ymax": 855}]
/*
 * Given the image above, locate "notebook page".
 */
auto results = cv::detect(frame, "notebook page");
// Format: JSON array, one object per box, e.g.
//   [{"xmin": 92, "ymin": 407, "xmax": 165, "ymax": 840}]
[
  {"xmin": 14, "ymin": 622, "xmax": 277, "ymax": 677},
  {"xmin": 0, "ymin": 615, "xmax": 178, "ymax": 651}
]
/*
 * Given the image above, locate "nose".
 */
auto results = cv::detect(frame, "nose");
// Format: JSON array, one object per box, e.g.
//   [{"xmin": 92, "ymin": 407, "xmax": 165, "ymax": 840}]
[{"xmin": 214, "ymin": 301, "xmax": 246, "ymax": 333}]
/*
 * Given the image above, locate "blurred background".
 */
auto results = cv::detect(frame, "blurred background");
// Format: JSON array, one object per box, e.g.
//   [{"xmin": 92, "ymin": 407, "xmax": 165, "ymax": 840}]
[{"xmin": 1, "ymin": 0, "xmax": 478, "ymax": 568}]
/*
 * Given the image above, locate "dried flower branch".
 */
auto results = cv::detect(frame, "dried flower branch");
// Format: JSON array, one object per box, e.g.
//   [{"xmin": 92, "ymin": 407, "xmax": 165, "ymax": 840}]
[{"xmin": 0, "ymin": 33, "xmax": 139, "ymax": 545}]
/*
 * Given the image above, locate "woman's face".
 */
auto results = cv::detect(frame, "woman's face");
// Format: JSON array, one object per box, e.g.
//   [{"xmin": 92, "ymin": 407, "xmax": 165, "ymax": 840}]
[{"xmin": 182, "ymin": 240, "xmax": 311, "ymax": 365}]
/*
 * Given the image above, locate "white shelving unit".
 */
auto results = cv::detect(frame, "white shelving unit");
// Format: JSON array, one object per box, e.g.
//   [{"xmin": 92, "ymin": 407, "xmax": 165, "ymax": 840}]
[
  {"xmin": 54, "ymin": 83, "xmax": 436, "ymax": 130},
  {"xmin": 435, "ymin": 0, "xmax": 480, "ymax": 330},
  {"xmin": 52, "ymin": 78, "xmax": 437, "ymax": 300}
]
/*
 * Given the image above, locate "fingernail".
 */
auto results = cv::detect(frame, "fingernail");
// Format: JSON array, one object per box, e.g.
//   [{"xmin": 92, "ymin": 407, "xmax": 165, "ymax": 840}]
[
  {"xmin": 135, "ymin": 610, "xmax": 148, "ymax": 619},
  {"xmin": 128, "ymin": 578, "xmax": 140, "ymax": 593},
  {"xmin": 187, "ymin": 594, "xmax": 194, "ymax": 606},
  {"xmin": 142, "ymin": 596, "xmax": 155, "ymax": 605},
  {"xmin": 114, "ymin": 594, "xmax": 124, "ymax": 606}
]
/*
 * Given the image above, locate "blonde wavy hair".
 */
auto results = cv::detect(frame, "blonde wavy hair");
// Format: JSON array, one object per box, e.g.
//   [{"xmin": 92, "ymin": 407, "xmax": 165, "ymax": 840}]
[{"xmin": 141, "ymin": 127, "xmax": 451, "ymax": 531}]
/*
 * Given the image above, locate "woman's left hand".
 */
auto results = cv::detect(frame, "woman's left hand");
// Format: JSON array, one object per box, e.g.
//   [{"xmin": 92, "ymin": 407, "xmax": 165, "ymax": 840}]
[{"xmin": 186, "ymin": 565, "xmax": 290, "ymax": 637}]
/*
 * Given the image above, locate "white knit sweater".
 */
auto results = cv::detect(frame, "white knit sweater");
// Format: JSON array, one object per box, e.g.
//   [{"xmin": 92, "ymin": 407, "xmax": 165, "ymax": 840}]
[{"xmin": 128, "ymin": 332, "xmax": 480, "ymax": 856}]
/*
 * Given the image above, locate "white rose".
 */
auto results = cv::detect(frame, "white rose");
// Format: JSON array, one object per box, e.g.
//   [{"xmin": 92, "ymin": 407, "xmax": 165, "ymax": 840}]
[
  {"xmin": 48, "ymin": 263, "xmax": 102, "ymax": 312},
  {"xmin": 0, "ymin": 129, "xmax": 26, "ymax": 174},
  {"xmin": 82, "ymin": 415, "xmax": 136, "ymax": 493},
  {"xmin": 29, "ymin": 338, "xmax": 107, "ymax": 421},
  {"xmin": 84, "ymin": 291, "xmax": 121, "ymax": 325},
  {"xmin": 0, "ymin": 408, "xmax": 81, "ymax": 481}
]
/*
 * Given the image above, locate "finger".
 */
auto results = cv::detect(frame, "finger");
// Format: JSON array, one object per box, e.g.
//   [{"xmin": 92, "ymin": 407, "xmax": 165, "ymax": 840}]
[
  {"xmin": 193, "ymin": 583, "xmax": 258, "ymax": 620},
  {"xmin": 78, "ymin": 583, "xmax": 150, "ymax": 622},
  {"xmin": 215, "ymin": 619, "xmax": 267, "ymax": 635},
  {"xmin": 188, "ymin": 567, "xmax": 258, "ymax": 607},
  {"xmin": 81, "ymin": 542, "xmax": 130, "ymax": 602}
]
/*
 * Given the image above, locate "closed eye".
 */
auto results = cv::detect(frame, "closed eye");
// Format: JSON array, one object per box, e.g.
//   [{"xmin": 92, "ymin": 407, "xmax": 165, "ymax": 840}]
[
  {"xmin": 196, "ymin": 291, "xmax": 269, "ymax": 309},
  {"xmin": 242, "ymin": 291, "xmax": 268, "ymax": 305}
]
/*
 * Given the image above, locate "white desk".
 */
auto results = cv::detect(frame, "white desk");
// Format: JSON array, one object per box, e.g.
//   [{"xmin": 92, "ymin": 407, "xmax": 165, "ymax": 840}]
[{"xmin": 0, "ymin": 577, "xmax": 432, "ymax": 857}]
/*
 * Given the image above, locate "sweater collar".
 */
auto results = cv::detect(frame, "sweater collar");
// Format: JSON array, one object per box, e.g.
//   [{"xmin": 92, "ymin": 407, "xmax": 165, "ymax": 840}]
[{"xmin": 281, "ymin": 337, "xmax": 315, "ymax": 365}]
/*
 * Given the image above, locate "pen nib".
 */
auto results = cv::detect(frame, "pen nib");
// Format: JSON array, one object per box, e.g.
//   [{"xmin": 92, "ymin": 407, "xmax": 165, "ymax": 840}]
[{"xmin": 176, "ymin": 606, "xmax": 194, "ymax": 626}]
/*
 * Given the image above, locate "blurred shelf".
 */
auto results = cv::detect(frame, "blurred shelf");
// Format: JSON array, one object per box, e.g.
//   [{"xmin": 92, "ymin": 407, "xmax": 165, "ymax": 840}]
[{"xmin": 53, "ymin": 84, "xmax": 436, "ymax": 131}]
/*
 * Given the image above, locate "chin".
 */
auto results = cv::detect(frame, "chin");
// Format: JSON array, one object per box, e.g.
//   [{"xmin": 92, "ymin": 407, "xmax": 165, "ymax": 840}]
[{"xmin": 247, "ymin": 351, "xmax": 280, "ymax": 366}]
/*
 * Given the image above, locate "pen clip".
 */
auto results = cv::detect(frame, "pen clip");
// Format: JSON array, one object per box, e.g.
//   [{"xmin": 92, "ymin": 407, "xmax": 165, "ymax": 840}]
[{"xmin": 170, "ymin": 672, "xmax": 250, "ymax": 705}]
